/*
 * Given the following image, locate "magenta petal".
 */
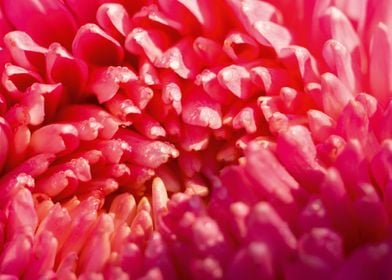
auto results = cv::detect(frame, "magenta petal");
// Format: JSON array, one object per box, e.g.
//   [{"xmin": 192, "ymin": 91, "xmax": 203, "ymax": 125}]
[
  {"xmin": 72, "ymin": 24, "xmax": 124, "ymax": 66},
  {"xmin": 2, "ymin": 0, "xmax": 77, "ymax": 48}
]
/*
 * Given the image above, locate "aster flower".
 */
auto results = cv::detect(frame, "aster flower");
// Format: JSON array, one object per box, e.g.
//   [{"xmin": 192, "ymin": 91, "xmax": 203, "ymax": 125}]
[{"xmin": 0, "ymin": 0, "xmax": 392, "ymax": 279}]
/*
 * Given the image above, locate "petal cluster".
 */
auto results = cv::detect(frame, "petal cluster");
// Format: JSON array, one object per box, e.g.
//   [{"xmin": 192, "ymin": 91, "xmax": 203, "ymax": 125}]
[{"xmin": 0, "ymin": 0, "xmax": 391, "ymax": 279}]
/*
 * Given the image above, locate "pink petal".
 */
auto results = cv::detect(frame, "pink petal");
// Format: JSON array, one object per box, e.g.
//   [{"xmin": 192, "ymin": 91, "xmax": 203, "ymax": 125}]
[
  {"xmin": 323, "ymin": 39, "xmax": 359, "ymax": 92},
  {"xmin": 79, "ymin": 214, "xmax": 114, "ymax": 273},
  {"xmin": 226, "ymin": 242, "xmax": 275, "ymax": 280},
  {"xmin": 0, "ymin": 118, "xmax": 10, "ymax": 172},
  {"xmin": 2, "ymin": 0, "xmax": 77, "ymax": 47},
  {"xmin": 3, "ymin": 31, "xmax": 47, "ymax": 72},
  {"xmin": 196, "ymin": 69, "xmax": 234, "ymax": 105},
  {"xmin": 193, "ymin": 37, "xmax": 228, "ymax": 66},
  {"xmin": 369, "ymin": 23, "xmax": 392, "ymax": 107},
  {"xmin": 0, "ymin": 233, "xmax": 32, "ymax": 276},
  {"xmin": 245, "ymin": 142, "xmax": 299, "ymax": 205},
  {"xmin": 64, "ymin": 0, "xmax": 100, "ymax": 24},
  {"xmin": 6, "ymin": 187, "xmax": 38, "ymax": 239},
  {"xmin": 223, "ymin": 31, "xmax": 260, "ymax": 62},
  {"xmin": 1, "ymin": 63, "xmax": 42, "ymax": 96},
  {"xmin": 279, "ymin": 46, "xmax": 320, "ymax": 84},
  {"xmin": 96, "ymin": 3, "xmax": 132, "ymax": 38},
  {"xmin": 57, "ymin": 105, "xmax": 119, "ymax": 139},
  {"xmin": 320, "ymin": 168, "xmax": 358, "ymax": 249},
  {"xmin": 116, "ymin": 128, "xmax": 179, "ymax": 169},
  {"xmin": 24, "ymin": 231, "xmax": 58, "ymax": 279},
  {"xmin": 72, "ymin": 24, "xmax": 124, "ymax": 66},
  {"xmin": 218, "ymin": 64, "xmax": 255, "ymax": 99},
  {"xmin": 246, "ymin": 202, "xmax": 297, "ymax": 258},
  {"xmin": 276, "ymin": 125, "xmax": 325, "ymax": 191},
  {"xmin": 226, "ymin": 0, "xmax": 290, "ymax": 51},
  {"xmin": 30, "ymin": 124, "xmax": 79, "ymax": 155},
  {"xmin": 46, "ymin": 43, "xmax": 88, "ymax": 97},
  {"xmin": 307, "ymin": 109, "xmax": 336, "ymax": 143},
  {"xmin": 35, "ymin": 203, "xmax": 71, "ymax": 248},
  {"xmin": 87, "ymin": 66, "xmax": 137, "ymax": 103},
  {"xmin": 123, "ymin": 82, "xmax": 154, "ymax": 110},
  {"xmin": 371, "ymin": 140, "xmax": 392, "ymax": 191},
  {"xmin": 125, "ymin": 27, "xmax": 168, "ymax": 64},
  {"xmin": 132, "ymin": 4, "xmax": 184, "ymax": 34},
  {"xmin": 319, "ymin": 7, "xmax": 360, "ymax": 54},
  {"xmin": 250, "ymin": 66, "xmax": 294, "ymax": 95},
  {"xmin": 182, "ymin": 87, "xmax": 222, "ymax": 129},
  {"xmin": 155, "ymin": 38, "xmax": 202, "ymax": 79},
  {"xmin": 320, "ymin": 72, "xmax": 354, "ymax": 119},
  {"xmin": 353, "ymin": 183, "xmax": 388, "ymax": 242}
]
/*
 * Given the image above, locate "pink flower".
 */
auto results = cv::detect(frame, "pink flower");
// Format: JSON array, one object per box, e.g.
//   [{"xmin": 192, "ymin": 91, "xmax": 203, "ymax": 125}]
[{"xmin": 0, "ymin": 0, "xmax": 392, "ymax": 279}]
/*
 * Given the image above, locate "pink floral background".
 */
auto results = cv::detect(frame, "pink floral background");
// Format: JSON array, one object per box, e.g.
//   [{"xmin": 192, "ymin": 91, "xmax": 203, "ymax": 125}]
[{"xmin": 0, "ymin": 0, "xmax": 391, "ymax": 279}]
